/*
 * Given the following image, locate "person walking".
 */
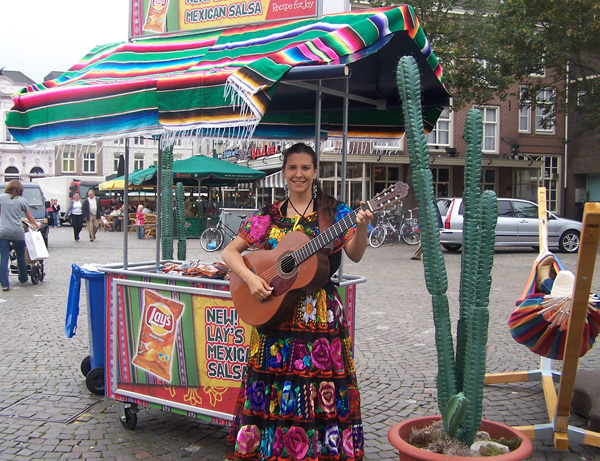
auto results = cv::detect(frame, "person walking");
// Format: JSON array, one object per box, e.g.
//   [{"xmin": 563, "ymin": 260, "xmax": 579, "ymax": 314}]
[
  {"xmin": 82, "ymin": 190, "xmax": 102, "ymax": 242},
  {"xmin": 222, "ymin": 143, "xmax": 373, "ymax": 461},
  {"xmin": 51, "ymin": 199, "xmax": 61, "ymax": 227},
  {"xmin": 0, "ymin": 180, "xmax": 41, "ymax": 291},
  {"xmin": 135, "ymin": 204, "xmax": 145, "ymax": 239},
  {"xmin": 67, "ymin": 192, "xmax": 84, "ymax": 242}
]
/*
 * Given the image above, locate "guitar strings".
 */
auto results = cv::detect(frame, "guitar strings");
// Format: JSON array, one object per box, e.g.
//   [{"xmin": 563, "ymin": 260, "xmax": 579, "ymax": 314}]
[{"xmin": 251, "ymin": 210, "xmax": 361, "ymax": 284}]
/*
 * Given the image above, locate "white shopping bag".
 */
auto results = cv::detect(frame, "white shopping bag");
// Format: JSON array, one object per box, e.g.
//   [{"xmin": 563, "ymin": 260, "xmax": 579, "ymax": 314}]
[{"xmin": 24, "ymin": 229, "xmax": 49, "ymax": 260}]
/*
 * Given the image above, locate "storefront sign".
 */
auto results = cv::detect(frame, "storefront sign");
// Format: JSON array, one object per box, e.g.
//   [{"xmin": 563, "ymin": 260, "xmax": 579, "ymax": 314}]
[
  {"xmin": 251, "ymin": 143, "xmax": 282, "ymax": 159},
  {"xmin": 130, "ymin": 0, "xmax": 318, "ymax": 37}
]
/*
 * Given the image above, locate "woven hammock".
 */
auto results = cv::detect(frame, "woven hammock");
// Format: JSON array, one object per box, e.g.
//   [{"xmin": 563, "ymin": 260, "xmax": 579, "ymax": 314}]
[{"xmin": 508, "ymin": 252, "xmax": 600, "ymax": 360}]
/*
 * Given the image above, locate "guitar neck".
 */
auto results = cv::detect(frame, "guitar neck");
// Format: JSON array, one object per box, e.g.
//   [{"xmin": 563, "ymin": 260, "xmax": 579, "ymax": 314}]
[{"xmin": 293, "ymin": 203, "xmax": 369, "ymax": 264}]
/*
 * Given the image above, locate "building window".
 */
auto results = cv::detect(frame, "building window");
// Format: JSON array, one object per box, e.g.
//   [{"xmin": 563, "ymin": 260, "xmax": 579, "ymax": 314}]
[
  {"xmin": 477, "ymin": 106, "xmax": 499, "ymax": 153},
  {"xmin": 481, "ymin": 168, "xmax": 496, "ymax": 192},
  {"xmin": 535, "ymin": 88, "xmax": 556, "ymax": 134},
  {"xmin": 134, "ymin": 153, "xmax": 144, "ymax": 170},
  {"xmin": 430, "ymin": 167, "xmax": 450, "ymax": 198},
  {"xmin": 518, "ymin": 86, "xmax": 531, "ymax": 134},
  {"xmin": 30, "ymin": 166, "xmax": 45, "ymax": 177},
  {"xmin": 544, "ymin": 156, "xmax": 560, "ymax": 212},
  {"xmin": 83, "ymin": 151, "xmax": 96, "ymax": 173},
  {"xmin": 426, "ymin": 108, "xmax": 451, "ymax": 147},
  {"xmin": 114, "ymin": 154, "xmax": 121, "ymax": 172},
  {"xmin": 4, "ymin": 166, "xmax": 20, "ymax": 181},
  {"xmin": 62, "ymin": 150, "xmax": 75, "ymax": 173},
  {"xmin": 372, "ymin": 165, "xmax": 400, "ymax": 195}
]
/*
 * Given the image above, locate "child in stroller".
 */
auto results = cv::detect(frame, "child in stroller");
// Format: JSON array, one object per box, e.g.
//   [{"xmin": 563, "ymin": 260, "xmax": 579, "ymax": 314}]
[{"xmin": 9, "ymin": 219, "xmax": 46, "ymax": 285}]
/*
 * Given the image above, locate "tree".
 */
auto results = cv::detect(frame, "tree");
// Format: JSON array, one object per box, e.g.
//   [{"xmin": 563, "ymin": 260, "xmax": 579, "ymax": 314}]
[
  {"xmin": 367, "ymin": 1, "xmax": 513, "ymax": 110},
  {"xmin": 367, "ymin": 0, "xmax": 600, "ymax": 134},
  {"xmin": 492, "ymin": 0, "xmax": 600, "ymax": 133}
]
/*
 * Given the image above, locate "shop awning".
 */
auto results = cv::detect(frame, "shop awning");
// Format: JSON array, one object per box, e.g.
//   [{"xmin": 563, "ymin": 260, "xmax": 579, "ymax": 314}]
[
  {"xmin": 6, "ymin": 5, "xmax": 450, "ymax": 149},
  {"xmin": 99, "ymin": 155, "xmax": 265, "ymax": 190},
  {"xmin": 259, "ymin": 171, "xmax": 285, "ymax": 189},
  {"xmin": 99, "ymin": 165, "xmax": 158, "ymax": 190}
]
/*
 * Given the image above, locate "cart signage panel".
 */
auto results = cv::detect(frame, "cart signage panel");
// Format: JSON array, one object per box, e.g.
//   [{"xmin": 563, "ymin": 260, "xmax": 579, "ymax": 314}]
[
  {"xmin": 130, "ymin": 0, "xmax": 318, "ymax": 37},
  {"xmin": 109, "ymin": 278, "xmax": 252, "ymax": 419}
]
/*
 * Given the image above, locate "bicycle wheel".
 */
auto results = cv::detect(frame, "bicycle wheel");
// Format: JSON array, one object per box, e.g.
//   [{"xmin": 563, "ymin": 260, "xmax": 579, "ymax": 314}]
[
  {"xmin": 369, "ymin": 225, "xmax": 387, "ymax": 248},
  {"xmin": 400, "ymin": 222, "xmax": 421, "ymax": 245},
  {"xmin": 200, "ymin": 227, "xmax": 225, "ymax": 252}
]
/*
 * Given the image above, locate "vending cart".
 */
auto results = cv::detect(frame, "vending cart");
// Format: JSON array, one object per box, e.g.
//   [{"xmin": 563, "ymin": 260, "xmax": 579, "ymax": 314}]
[{"xmin": 101, "ymin": 261, "xmax": 364, "ymax": 429}]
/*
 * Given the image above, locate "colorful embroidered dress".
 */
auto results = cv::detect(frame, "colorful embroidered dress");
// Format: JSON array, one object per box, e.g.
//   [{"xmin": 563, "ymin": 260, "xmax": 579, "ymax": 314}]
[{"xmin": 225, "ymin": 201, "xmax": 363, "ymax": 461}]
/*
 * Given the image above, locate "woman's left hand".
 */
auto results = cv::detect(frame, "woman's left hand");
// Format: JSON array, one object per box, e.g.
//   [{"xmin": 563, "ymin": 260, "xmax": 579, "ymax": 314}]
[{"xmin": 355, "ymin": 204, "xmax": 373, "ymax": 229}]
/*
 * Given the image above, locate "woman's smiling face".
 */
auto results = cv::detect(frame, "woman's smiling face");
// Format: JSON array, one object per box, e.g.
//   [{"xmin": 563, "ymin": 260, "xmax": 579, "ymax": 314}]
[{"xmin": 282, "ymin": 152, "xmax": 317, "ymax": 196}]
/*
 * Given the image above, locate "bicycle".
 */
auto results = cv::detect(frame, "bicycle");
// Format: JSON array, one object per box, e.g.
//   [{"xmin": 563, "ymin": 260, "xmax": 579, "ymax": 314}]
[
  {"xmin": 200, "ymin": 212, "xmax": 247, "ymax": 252},
  {"xmin": 368, "ymin": 207, "xmax": 420, "ymax": 248}
]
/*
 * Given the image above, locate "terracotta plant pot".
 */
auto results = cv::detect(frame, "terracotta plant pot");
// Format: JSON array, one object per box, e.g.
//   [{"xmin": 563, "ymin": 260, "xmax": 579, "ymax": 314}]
[{"xmin": 388, "ymin": 416, "xmax": 533, "ymax": 460}]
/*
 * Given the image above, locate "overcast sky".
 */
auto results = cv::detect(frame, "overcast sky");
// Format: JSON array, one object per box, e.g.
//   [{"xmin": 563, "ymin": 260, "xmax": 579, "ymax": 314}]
[{"xmin": 1, "ymin": 0, "xmax": 130, "ymax": 82}]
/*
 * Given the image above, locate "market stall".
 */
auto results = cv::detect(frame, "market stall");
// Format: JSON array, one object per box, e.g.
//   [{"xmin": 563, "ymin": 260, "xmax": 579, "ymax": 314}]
[
  {"xmin": 101, "ymin": 262, "xmax": 364, "ymax": 428},
  {"xmin": 8, "ymin": 4, "xmax": 450, "ymax": 427}
]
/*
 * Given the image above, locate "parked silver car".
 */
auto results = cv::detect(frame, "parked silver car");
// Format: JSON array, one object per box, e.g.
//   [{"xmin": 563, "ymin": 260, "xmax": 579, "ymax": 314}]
[{"xmin": 437, "ymin": 197, "xmax": 582, "ymax": 253}]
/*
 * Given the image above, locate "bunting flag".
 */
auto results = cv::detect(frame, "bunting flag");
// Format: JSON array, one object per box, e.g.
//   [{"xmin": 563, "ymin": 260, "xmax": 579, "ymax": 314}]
[{"xmin": 7, "ymin": 6, "xmax": 449, "ymax": 148}]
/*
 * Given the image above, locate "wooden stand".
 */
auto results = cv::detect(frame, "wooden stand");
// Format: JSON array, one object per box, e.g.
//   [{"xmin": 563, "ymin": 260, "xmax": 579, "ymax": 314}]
[{"xmin": 485, "ymin": 199, "xmax": 600, "ymax": 449}]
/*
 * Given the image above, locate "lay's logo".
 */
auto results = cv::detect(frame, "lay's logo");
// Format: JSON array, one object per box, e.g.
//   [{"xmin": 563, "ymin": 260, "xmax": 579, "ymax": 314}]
[{"xmin": 145, "ymin": 303, "xmax": 173, "ymax": 335}]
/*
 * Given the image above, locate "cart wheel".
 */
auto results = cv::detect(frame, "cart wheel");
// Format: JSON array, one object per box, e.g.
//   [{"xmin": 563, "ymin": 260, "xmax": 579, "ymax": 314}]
[
  {"xmin": 39, "ymin": 262, "xmax": 45, "ymax": 282},
  {"xmin": 85, "ymin": 367, "xmax": 105, "ymax": 395},
  {"xmin": 30, "ymin": 265, "xmax": 40, "ymax": 285},
  {"xmin": 120, "ymin": 407, "xmax": 138, "ymax": 430},
  {"xmin": 80, "ymin": 355, "xmax": 91, "ymax": 376}
]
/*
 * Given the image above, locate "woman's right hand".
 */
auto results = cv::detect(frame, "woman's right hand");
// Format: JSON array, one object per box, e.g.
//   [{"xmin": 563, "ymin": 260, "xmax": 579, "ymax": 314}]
[{"xmin": 245, "ymin": 272, "xmax": 273, "ymax": 302}]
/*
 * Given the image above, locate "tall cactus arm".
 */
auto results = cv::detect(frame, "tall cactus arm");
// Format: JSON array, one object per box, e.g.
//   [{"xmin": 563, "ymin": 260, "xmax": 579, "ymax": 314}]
[
  {"xmin": 476, "ymin": 191, "xmax": 498, "ymax": 308},
  {"xmin": 455, "ymin": 109, "xmax": 483, "ymax": 391},
  {"xmin": 432, "ymin": 294, "xmax": 459, "ymax": 416},
  {"xmin": 176, "ymin": 182, "xmax": 187, "ymax": 261},
  {"xmin": 459, "ymin": 306, "xmax": 490, "ymax": 446},
  {"xmin": 161, "ymin": 144, "xmax": 174, "ymax": 260},
  {"xmin": 396, "ymin": 56, "xmax": 431, "ymax": 172}
]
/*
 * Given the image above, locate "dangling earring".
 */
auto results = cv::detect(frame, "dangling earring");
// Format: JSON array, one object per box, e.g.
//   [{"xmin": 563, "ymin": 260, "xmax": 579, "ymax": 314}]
[
  {"xmin": 312, "ymin": 180, "xmax": 318, "ymax": 199},
  {"xmin": 284, "ymin": 183, "xmax": 289, "ymax": 198}
]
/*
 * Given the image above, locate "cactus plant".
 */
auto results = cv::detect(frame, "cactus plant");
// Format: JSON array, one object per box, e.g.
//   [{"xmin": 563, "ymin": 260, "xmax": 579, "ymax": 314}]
[
  {"xmin": 161, "ymin": 144, "xmax": 174, "ymax": 260},
  {"xmin": 175, "ymin": 181, "xmax": 187, "ymax": 260},
  {"xmin": 396, "ymin": 55, "xmax": 498, "ymax": 446}
]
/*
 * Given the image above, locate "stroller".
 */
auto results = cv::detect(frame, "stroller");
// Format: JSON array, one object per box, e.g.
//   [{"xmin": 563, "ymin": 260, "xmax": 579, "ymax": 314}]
[{"xmin": 9, "ymin": 219, "xmax": 46, "ymax": 285}]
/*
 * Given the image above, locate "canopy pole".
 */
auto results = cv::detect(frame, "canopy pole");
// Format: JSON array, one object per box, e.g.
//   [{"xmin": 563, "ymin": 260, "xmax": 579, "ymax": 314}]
[
  {"xmin": 339, "ymin": 79, "xmax": 349, "ymax": 280},
  {"xmin": 315, "ymin": 82, "xmax": 322, "ymax": 170},
  {"xmin": 156, "ymin": 140, "xmax": 162, "ymax": 268},
  {"xmin": 123, "ymin": 139, "xmax": 129, "ymax": 270}
]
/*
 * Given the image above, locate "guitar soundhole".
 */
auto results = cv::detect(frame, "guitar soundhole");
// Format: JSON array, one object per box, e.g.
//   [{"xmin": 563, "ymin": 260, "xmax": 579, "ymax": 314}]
[{"xmin": 279, "ymin": 254, "xmax": 296, "ymax": 275}]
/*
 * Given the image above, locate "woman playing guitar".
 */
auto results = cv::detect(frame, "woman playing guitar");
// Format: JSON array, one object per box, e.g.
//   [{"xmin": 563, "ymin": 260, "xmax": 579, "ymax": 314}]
[{"xmin": 223, "ymin": 142, "xmax": 373, "ymax": 460}]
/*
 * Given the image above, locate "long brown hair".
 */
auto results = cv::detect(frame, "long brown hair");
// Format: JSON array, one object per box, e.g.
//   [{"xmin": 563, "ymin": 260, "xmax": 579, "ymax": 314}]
[
  {"xmin": 282, "ymin": 143, "xmax": 337, "ymax": 223},
  {"xmin": 5, "ymin": 179, "xmax": 23, "ymax": 199}
]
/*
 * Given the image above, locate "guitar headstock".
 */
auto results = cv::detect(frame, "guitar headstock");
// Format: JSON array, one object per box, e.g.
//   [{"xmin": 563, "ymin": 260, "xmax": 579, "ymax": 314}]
[{"xmin": 367, "ymin": 182, "xmax": 410, "ymax": 212}]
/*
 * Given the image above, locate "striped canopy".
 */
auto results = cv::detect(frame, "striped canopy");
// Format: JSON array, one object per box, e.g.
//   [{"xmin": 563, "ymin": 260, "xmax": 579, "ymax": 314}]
[
  {"xmin": 259, "ymin": 171, "xmax": 285, "ymax": 188},
  {"xmin": 7, "ymin": 5, "xmax": 450, "ymax": 149}
]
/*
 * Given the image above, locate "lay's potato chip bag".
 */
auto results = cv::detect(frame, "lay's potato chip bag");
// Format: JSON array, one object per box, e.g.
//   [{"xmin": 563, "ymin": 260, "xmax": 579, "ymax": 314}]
[
  {"xmin": 143, "ymin": 0, "xmax": 169, "ymax": 33},
  {"xmin": 132, "ymin": 290, "xmax": 185, "ymax": 382}
]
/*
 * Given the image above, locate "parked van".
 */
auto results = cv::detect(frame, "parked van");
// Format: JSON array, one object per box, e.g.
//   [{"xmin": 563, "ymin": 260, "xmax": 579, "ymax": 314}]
[{"xmin": 0, "ymin": 181, "xmax": 50, "ymax": 245}]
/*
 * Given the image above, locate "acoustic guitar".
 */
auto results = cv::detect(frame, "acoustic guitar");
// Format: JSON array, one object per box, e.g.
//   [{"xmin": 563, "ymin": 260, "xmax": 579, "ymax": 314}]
[{"xmin": 230, "ymin": 181, "xmax": 410, "ymax": 327}]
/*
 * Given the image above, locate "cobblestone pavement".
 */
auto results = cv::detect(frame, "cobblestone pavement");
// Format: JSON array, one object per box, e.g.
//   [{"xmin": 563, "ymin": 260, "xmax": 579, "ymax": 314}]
[{"xmin": 1, "ymin": 226, "xmax": 600, "ymax": 460}]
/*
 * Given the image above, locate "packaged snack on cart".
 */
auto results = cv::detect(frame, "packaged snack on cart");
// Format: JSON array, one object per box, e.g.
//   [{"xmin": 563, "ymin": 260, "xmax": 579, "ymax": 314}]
[
  {"xmin": 143, "ymin": 0, "xmax": 169, "ymax": 33},
  {"xmin": 132, "ymin": 290, "xmax": 184, "ymax": 382}
]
